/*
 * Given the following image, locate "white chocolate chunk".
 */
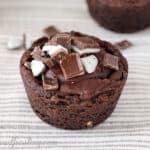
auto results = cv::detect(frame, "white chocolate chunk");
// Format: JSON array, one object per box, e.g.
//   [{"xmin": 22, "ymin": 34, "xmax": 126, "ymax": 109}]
[
  {"xmin": 72, "ymin": 46, "xmax": 100, "ymax": 55},
  {"xmin": 42, "ymin": 45, "xmax": 68, "ymax": 57},
  {"xmin": 7, "ymin": 38, "xmax": 23, "ymax": 50},
  {"xmin": 81, "ymin": 55, "xmax": 98, "ymax": 74},
  {"xmin": 31, "ymin": 60, "xmax": 45, "ymax": 77}
]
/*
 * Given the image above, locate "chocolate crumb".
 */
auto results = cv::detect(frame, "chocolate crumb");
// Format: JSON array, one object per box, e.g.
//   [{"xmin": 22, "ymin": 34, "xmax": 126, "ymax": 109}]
[
  {"xmin": 114, "ymin": 40, "xmax": 132, "ymax": 50},
  {"xmin": 86, "ymin": 121, "xmax": 93, "ymax": 128}
]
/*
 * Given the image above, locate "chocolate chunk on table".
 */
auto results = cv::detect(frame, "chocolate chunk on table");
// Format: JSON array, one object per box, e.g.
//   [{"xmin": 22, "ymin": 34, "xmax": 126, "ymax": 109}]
[
  {"xmin": 43, "ymin": 26, "xmax": 60, "ymax": 37},
  {"xmin": 114, "ymin": 40, "xmax": 132, "ymax": 50}
]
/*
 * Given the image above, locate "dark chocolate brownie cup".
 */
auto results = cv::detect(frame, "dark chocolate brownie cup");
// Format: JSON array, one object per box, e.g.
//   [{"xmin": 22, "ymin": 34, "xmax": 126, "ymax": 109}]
[
  {"xmin": 87, "ymin": 0, "xmax": 150, "ymax": 33},
  {"xmin": 20, "ymin": 31, "xmax": 128, "ymax": 129}
]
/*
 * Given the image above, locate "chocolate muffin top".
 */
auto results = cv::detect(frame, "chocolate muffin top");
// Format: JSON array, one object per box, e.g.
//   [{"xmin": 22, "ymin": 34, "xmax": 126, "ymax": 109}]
[
  {"xmin": 21, "ymin": 31, "xmax": 128, "ymax": 100},
  {"xmin": 98, "ymin": 0, "xmax": 150, "ymax": 7}
]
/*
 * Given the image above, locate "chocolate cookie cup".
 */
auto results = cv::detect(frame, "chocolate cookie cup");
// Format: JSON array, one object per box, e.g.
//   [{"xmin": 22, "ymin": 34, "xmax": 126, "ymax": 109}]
[
  {"xmin": 87, "ymin": 0, "xmax": 150, "ymax": 33},
  {"xmin": 20, "ymin": 31, "xmax": 128, "ymax": 129}
]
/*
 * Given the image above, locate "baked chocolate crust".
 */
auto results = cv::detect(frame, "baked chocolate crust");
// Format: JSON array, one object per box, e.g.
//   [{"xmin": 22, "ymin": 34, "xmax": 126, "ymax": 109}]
[
  {"xmin": 87, "ymin": 0, "xmax": 150, "ymax": 33},
  {"xmin": 20, "ymin": 31, "xmax": 128, "ymax": 129}
]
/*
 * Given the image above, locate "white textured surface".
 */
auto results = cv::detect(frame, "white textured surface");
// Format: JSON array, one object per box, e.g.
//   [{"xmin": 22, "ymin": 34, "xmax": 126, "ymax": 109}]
[
  {"xmin": 31, "ymin": 60, "xmax": 45, "ymax": 77},
  {"xmin": 42, "ymin": 45, "xmax": 68, "ymax": 57},
  {"xmin": 72, "ymin": 46, "xmax": 100, "ymax": 55},
  {"xmin": 81, "ymin": 55, "xmax": 98, "ymax": 73},
  {"xmin": 0, "ymin": 0, "xmax": 150, "ymax": 149}
]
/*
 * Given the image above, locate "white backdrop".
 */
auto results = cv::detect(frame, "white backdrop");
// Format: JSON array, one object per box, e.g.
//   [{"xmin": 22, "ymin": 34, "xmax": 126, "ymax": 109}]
[{"xmin": 0, "ymin": 0, "xmax": 150, "ymax": 149}]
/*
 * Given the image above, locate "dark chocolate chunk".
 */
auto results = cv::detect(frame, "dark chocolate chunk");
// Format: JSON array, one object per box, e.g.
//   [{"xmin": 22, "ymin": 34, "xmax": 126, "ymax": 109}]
[
  {"xmin": 73, "ymin": 36, "xmax": 99, "ymax": 49},
  {"xmin": 114, "ymin": 40, "xmax": 132, "ymax": 50},
  {"xmin": 42, "ymin": 70, "xmax": 59, "ymax": 90},
  {"xmin": 103, "ymin": 53, "xmax": 119, "ymax": 71},
  {"xmin": 43, "ymin": 26, "xmax": 60, "ymax": 37},
  {"xmin": 60, "ymin": 53, "xmax": 85, "ymax": 80}
]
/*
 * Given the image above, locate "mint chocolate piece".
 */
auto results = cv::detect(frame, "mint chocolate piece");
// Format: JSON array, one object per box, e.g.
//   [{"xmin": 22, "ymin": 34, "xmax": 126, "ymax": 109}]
[
  {"xmin": 50, "ymin": 33, "xmax": 72, "ymax": 50},
  {"xmin": 60, "ymin": 53, "xmax": 85, "ymax": 80},
  {"xmin": 103, "ymin": 53, "xmax": 119, "ymax": 71},
  {"xmin": 73, "ymin": 36, "xmax": 99, "ymax": 49}
]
